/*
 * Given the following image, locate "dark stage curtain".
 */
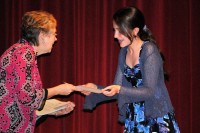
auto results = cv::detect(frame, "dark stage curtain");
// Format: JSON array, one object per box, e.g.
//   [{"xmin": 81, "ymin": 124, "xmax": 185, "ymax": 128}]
[{"xmin": 0, "ymin": 0, "xmax": 200, "ymax": 133}]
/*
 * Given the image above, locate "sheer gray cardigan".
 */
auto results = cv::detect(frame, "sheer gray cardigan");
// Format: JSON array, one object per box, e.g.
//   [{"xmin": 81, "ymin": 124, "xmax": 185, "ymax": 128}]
[{"xmin": 83, "ymin": 41, "xmax": 174, "ymax": 123}]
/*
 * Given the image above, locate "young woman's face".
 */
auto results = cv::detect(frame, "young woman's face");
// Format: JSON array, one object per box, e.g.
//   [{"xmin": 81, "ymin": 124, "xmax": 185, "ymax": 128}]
[{"xmin": 113, "ymin": 21, "xmax": 131, "ymax": 48}]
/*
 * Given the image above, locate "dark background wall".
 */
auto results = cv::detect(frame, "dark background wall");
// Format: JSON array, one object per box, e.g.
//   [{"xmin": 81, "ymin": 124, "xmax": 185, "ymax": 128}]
[{"xmin": 0, "ymin": 0, "xmax": 200, "ymax": 132}]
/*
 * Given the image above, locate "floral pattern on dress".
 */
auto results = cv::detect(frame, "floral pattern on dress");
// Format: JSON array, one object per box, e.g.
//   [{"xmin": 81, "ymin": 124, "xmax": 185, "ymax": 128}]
[{"xmin": 123, "ymin": 45, "xmax": 180, "ymax": 133}]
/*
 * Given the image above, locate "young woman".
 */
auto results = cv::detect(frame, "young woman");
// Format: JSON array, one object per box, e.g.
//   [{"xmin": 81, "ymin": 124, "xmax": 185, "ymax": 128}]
[{"xmin": 81, "ymin": 7, "xmax": 180, "ymax": 133}]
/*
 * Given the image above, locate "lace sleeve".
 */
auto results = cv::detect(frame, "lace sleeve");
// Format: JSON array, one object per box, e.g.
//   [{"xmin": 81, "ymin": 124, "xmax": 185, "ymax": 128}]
[{"xmin": 119, "ymin": 44, "xmax": 163, "ymax": 103}]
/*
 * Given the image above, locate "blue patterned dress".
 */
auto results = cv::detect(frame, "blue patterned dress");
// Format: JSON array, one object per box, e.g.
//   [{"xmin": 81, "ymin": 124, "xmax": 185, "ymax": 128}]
[{"xmin": 123, "ymin": 46, "xmax": 180, "ymax": 133}]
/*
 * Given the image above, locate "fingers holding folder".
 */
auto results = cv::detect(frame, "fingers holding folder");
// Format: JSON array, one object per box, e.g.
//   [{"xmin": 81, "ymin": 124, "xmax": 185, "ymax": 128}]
[{"xmin": 75, "ymin": 83, "xmax": 102, "ymax": 95}]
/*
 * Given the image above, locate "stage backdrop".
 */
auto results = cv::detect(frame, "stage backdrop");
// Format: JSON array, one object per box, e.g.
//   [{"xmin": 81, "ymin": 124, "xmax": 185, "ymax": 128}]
[{"xmin": 0, "ymin": 0, "xmax": 200, "ymax": 133}]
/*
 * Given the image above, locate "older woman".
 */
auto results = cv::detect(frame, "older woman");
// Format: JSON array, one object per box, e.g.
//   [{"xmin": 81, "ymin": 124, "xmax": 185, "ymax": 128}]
[{"xmin": 0, "ymin": 11, "xmax": 75, "ymax": 132}]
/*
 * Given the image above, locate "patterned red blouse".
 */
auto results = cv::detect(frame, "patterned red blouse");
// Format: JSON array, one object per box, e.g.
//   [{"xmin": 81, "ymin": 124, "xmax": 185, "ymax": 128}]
[{"xmin": 0, "ymin": 40, "xmax": 46, "ymax": 132}]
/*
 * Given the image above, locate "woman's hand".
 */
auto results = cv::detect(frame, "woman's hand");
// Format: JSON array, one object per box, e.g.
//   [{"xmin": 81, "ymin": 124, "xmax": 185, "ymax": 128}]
[
  {"xmin": 57, "ymin": 83, "xmax": 75, "ymax": 95},
  {"xmin": 102, "ymin": 85, "xmax": 120, "ymax": 96},
  {"xmin": 50, "ymin": 101, "xmax": 75, "ymax": 116},
  {"xmin": 47, "ymin": 83, "xmax": 76, "ymax": 98}
]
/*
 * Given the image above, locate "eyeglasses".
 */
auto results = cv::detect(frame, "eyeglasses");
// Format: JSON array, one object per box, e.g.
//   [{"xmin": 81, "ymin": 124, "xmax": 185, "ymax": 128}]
[{"xmin": 49, "ymin": 32, "xmax": 57, "ymax": 37}]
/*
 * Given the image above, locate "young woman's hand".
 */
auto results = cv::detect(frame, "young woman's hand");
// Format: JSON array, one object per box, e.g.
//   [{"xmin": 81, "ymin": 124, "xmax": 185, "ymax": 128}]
[{"xmin": 102, "ymin": 85, "xmax": 120, "ymax": 96}]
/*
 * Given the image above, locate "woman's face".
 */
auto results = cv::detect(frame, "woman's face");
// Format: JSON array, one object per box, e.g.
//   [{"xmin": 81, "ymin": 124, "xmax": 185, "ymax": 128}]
[
  {"xmin": 113, "ymin": 21, "xmax": 131, "ymax": 48},
  {"xmin": 45, "ymin": 28, "xmax": 57, "ymax": 53},
  {"xmin": 38, "ymin": 28, "xmax": 57, "ymax": 55}
]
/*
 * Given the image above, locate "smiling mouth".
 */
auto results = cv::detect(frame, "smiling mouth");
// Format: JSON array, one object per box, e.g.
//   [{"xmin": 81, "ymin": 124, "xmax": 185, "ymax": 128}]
[{"xmin": 118, "ymin": 40, "xmax": 123, "ymax": 44}]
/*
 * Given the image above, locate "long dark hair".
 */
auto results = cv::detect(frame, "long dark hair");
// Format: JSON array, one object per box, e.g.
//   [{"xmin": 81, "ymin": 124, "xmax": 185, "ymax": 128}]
[
  {"xmin": 113, "ymin": 7, "xmax": 156, "ymax": 44},
  {"xmin": 113, "ymin": 6, "xmax": 169, "ymax": 80}
]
